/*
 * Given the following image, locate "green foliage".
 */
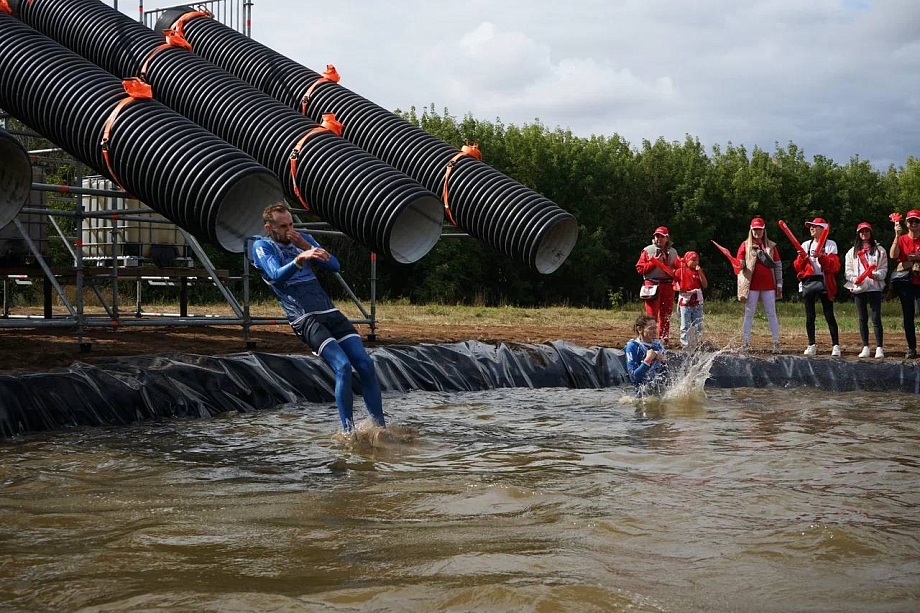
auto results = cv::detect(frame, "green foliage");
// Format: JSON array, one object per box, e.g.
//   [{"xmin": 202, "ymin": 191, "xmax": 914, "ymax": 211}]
[{"xmin": 388, "ymin": 105, "xmax": 919, "ymax": 307}]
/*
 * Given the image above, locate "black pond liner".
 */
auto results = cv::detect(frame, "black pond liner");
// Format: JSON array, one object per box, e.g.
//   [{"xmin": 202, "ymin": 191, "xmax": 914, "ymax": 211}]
[
  {"xmin": 153, "ymin": 8, "xmax": 578, "ymax": 274},
  {"xmin": 2, "ymin": 342, "xmax": 919, "ymax": 438},
  {"xmin": 13, "ymin": 0, "xmax": 443, "ymax": 264},
  {"xmin": 0, "ymin": 128, "xmax": 32, "ymax": 230},
  {"xmin": 0, "ymin": 13, "xmax": 278, "ymax": 252}
]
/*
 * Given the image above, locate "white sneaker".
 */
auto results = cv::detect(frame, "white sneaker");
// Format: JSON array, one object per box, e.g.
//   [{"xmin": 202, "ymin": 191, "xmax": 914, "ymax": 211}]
[
  {"xmin": 803, "ymin": 344, "xmax": 817, "ymax": 356},
  {"xmin": 858, "ymin": 346, "xmax": 870, "ymax": 358},
  {"xmin": 875, "ymin": 347, "xmax": 885, "ymax": 359},
  {"xmin": 831, "ymin": 345, "xmax": 841, "ymax": 357}
]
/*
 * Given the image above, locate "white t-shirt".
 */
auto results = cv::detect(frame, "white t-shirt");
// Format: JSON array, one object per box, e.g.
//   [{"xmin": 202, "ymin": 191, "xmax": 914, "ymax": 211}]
[{"xmin": 802, "ymin": 238, "xmax": 837, "ymax": 275}]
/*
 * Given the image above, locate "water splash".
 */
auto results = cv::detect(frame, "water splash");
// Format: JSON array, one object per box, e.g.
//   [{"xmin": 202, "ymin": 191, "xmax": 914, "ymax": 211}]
[
  {"xmin": 661, "ymin": 343, "xmax": 727, "ymax": 402},
  {"xmin": 332, "ymin": 419, "xmax": 419, "ymax": 452},
  {"xmin": 631, "ymin": 343, "xmax": 729, "ymax": 415}
]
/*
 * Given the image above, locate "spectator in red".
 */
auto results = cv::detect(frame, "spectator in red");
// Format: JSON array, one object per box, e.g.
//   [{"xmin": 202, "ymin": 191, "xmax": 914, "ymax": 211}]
[
  {"xmin": 636, "ymin": 226, "xmax": 679, "ymax": 346},
  {"xmin": 736, "ymin": 217, "xmax": 782, "ymax": 353},
  {"xmin": 889, "ymin": 209, "xmax": 920, "ymax": 358}
]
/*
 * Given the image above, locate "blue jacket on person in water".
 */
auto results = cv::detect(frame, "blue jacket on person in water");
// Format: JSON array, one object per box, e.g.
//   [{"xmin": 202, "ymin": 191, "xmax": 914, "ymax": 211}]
[{"xmin": 624, "ymin": 338, "xmax": 666, "ymax": 396}]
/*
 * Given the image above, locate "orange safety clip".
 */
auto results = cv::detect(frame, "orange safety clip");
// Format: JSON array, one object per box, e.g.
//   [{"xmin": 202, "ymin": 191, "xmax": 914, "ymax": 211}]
[
  {"xmin": 122, "ymin": 77, "xmax": 153, "ymax": 99},
  {"xmin": 461, "ymin": 142, "xmax": 482, "ymax": 160},
  {"xmin": 163, "ymin": 28, "xmax": 193, "ymax": 51},
  {"xmin": 320, "ymin": 113, "xmax": 343, "ymax": 136}
]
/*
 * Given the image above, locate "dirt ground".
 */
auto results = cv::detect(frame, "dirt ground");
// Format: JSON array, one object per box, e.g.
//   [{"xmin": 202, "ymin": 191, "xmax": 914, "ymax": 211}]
[{"xmin": 0, "ymin": 317, "xmax": 903, "ymax": 375}]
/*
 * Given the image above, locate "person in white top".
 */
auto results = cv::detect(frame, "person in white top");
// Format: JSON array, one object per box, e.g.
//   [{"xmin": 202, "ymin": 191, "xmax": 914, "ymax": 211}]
[
  {"xmin": 793, "ymin": 217, "xmax": 841, "ymax": 356},
  {"xmin": 844, "ymin": 222, "xmax": 887, "ymax": 358}
]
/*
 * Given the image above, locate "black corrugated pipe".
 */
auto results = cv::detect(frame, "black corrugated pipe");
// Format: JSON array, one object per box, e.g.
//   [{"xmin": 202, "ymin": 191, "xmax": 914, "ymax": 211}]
[
  {"xmin": 12, "ymin": 0, "xmax": 443, "ymax": 264},
  {"xmin": 0, "ymin": 128, "xmax": 32, "ymax": 230},
  {"xmin": 0, "ymin": 13, "xmax": 282, "ymax": 252},
  {"xmin": 154, "ymin": 8, "xmax": 579, "ymax": 274}
]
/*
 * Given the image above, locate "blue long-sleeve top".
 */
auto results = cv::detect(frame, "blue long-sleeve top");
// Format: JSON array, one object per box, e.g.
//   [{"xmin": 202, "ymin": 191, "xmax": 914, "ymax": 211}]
[
  {"xmin": 250, "ymin": 233, "xmax": 342, "ymax": 319},
  {"xmin": 250, "ymin": 232, "xmax": 339, "ymax": 287},
  {"xmin": 624, "ymin": 337, "xmax": 665, "ymax": 393}
]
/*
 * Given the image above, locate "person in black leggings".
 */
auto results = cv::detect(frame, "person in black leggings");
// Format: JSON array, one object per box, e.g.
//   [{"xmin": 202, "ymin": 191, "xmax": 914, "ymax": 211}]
[
  {"xmin": 844, "ymin": 222, "xmax": 887, "ymax": 358},
  {"xmin": 890, "ymin": 209, "xmax": 920, "ymax": 359}
]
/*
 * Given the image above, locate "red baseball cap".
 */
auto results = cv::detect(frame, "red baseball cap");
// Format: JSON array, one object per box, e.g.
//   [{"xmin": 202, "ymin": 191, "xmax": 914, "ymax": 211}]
[
  {"xmin": 684, "ymin": 250, "xmax": 699, "ymax": 260},
  {"xmin": 856, "ymin": 222, "xmax": 872, "ymax": 232},
  {"xmin": 805, "ymin": 217, "xmax": 828, "ymax": 228},
  {"xmin": 750, "ymin": 217, "xmax": 765, "ymax": 229},
  {"xmin": 907, "ymin": 209, "xmax": 920, "ymax": 221},
  {"xmin": 653, "ymin": 226, "xmax": 669, "ymax": 237}
]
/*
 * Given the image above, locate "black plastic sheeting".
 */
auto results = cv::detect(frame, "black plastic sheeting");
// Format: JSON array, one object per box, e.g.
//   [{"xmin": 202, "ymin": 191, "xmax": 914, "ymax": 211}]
[{"xmin": 1, "ymin": 341, "xmax": 919, "ymax": 438}]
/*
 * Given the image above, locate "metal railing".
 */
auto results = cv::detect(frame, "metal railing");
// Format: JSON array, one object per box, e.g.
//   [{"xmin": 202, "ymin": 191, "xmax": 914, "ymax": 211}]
[{"xmin": 140, "ymin": 0, "xmax": 251, "ymax": 37}]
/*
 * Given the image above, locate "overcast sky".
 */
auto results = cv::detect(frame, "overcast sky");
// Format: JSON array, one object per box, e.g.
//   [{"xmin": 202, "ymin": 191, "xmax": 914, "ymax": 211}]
[{"xmin": 136, "ymin": 0, "xmax": 918, "ymax": 169}]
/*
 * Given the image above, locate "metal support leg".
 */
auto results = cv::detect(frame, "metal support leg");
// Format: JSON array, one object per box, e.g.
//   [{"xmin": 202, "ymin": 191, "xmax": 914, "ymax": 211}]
[
  {"xmin": 180, "ymin": 277, "xmax": 189, "ymax": 317},
  {"xmin": 368, "ymin": 252, "xmax": 377, "ymax": 341}
]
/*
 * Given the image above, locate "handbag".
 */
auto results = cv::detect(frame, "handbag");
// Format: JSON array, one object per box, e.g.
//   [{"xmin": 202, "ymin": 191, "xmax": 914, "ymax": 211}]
[
  {"xmin": 799, "ymin": 275, "xmax": 826, "ymax": 297},
  {"xmin": 891, "ymin": 269, "xmax": 912, "ymax": 284},
  {"xmin": 639, "ymin": 281, "xmax": 659, "ymax": 300}
]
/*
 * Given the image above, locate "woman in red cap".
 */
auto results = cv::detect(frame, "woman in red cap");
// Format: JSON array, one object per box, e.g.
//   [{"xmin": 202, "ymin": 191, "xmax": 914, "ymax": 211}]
[
  {"xmin": 793, "ymin": 217, "xmax": 841, "ymax": 356},
  {"xmin": 844, "ymin": 222, "xmax": 886, "ymax": 358},
  {"xmin": 635, "ymin": 226, "xmax": 679, "ymax": 346},
  {"xmin": 889, "ymin": 209, "xmax": 920, "ymax": 358},
  {"xmin": 736, "ymin": 217, "xmax": 782, "ymax": 353}
]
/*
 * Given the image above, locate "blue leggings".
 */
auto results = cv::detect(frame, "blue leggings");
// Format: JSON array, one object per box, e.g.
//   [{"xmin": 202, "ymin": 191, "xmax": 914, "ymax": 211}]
[{"xmin": 320, "ymin": 336, "xmax": 385, "ymax": 430}]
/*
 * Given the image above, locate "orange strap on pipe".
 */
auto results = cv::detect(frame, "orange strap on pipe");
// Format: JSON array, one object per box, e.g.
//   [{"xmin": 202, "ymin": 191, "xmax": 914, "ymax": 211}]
[
  {"xmin": 171, "ymin": 10, "xmax": 212, "ymax": 39},
  {"xmin": 441, "ymin": 143, "xmax": 482, "ymax": 226},
  {"xmin": 300, "ymin": 65, "xmax": 341, "ymax": 114},
  {"xmin": 139, "ymin": 31, "xmax": 192, "ymax": 80},
  {"xmin": 100, "ymin": 79, "xmax": 153, "ymax": 195},
  {"xmin": 287, "ymin": 114, "xmax": 344, "ymax": 210}
]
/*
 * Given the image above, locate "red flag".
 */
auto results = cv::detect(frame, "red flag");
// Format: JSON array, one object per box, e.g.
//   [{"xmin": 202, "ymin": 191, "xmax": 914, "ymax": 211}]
[{"xmin": 711, "ymin": 240, "xmax": 742, "ymax": 275}]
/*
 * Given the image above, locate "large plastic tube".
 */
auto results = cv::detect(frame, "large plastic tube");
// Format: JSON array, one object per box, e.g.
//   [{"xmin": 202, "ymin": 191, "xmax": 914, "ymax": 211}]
[
  {"xmin": 154, "ymin": 8, "xmax": 579, "ymax": 274},
  {"xmin": 0, "ymin": 13, "xmax": 280, "ymax": 252},
  {"xmin": 11, "ymin": 0, "xmax": 443, "ymax": 264},
  {"xmin": 0, "ymin": 128, "xmax": 32, "ymax": 230}
]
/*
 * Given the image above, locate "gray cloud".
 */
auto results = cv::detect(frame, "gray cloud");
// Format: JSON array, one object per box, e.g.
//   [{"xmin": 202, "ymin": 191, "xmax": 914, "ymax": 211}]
[{"xmin": 136, "ymin": 0, "xmax": 919, "ymax": 168}]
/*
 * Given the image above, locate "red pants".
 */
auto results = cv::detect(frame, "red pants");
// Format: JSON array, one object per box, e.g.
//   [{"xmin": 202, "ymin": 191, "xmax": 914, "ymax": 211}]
[{"xmin": 643, "ymin": 282, "xmax": 675, "ymax": 343}]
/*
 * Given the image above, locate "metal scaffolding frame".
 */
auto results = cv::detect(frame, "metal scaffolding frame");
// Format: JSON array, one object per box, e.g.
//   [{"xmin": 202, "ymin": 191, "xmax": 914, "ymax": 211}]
[
  {"xmin": 0, "ymin": 0, "xmax": 378, "ymax": 349},
  {"xmin": 0, "ymin": 169, "xmax": 381, "ymax": 346}
]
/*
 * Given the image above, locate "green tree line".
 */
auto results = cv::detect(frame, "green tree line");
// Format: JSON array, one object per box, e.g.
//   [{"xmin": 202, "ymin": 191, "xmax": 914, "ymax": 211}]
[{"xmin": 361, "ymin": 104, "xmax": 920, "ymax": 307}]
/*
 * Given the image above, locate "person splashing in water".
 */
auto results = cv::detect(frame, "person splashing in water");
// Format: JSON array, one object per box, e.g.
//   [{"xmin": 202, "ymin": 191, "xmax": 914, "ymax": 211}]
[{"xmin": 624, "ymin": 314, "xmax": 668, "ymax": 397}]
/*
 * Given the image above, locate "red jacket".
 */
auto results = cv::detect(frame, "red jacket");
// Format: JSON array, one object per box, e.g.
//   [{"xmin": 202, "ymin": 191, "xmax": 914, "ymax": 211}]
[{"xmin": 793, "ymin": 240, "xmax": 840, "ymax": 300}]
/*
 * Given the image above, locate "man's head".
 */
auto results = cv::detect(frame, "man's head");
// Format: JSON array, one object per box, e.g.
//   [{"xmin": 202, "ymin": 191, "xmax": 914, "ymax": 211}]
[{"xmin": 263, "ymin": 204, "xmax": 294, "ymax": 244}]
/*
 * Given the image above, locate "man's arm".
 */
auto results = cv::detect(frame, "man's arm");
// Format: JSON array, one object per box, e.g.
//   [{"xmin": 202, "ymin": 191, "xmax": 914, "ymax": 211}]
[
  {"xmin": 251, "ymin": 238, "xmax": 299, "ymax": 284},
  {"xmin": 290, "ymin": 232, "xmax": 341, "ymax": 273}
]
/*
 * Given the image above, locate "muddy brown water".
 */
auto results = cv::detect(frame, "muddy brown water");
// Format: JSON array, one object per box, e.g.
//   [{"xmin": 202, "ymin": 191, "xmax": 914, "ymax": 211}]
[{"xmin": 1, "ymin": 384, "xmax": 919, "ymax": 612}]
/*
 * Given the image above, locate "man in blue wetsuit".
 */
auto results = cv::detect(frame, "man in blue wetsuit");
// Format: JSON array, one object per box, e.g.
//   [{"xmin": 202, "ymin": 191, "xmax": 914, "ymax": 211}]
[
  {"xmin": 251, "ymin": 204, "xmax": 385, "ymax": 431},
  {"xmin": 624, "ymin": 314, "xmax": 668, "ymax": 397}
]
